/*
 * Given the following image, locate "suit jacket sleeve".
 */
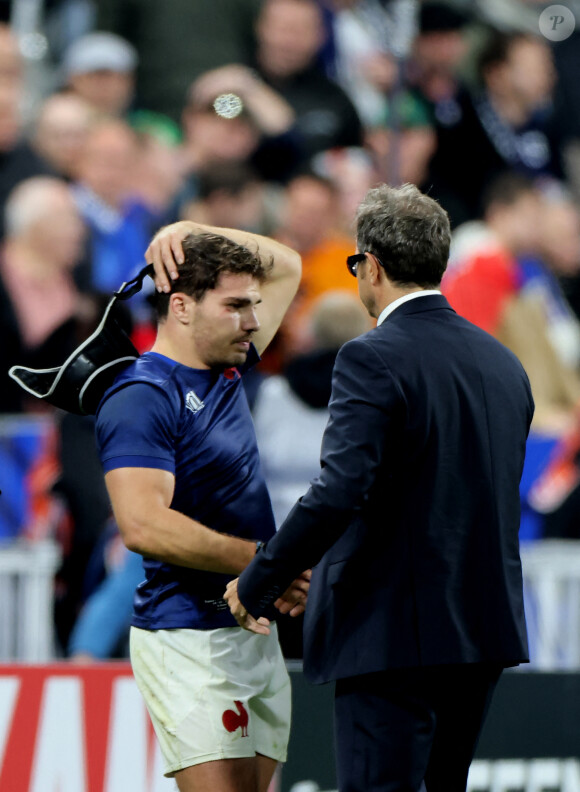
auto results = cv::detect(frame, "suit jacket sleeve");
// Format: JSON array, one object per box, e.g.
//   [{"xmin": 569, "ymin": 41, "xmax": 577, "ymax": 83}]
[{"xmin": 238, "ymin": 335, "xmax": 402, "ymax": 616}]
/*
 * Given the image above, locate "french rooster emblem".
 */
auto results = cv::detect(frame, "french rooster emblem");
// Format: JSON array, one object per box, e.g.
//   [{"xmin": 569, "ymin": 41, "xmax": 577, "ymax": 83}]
[{"xmin": 222, "ymin": 700, "xmax": 249, "ymax": 737}]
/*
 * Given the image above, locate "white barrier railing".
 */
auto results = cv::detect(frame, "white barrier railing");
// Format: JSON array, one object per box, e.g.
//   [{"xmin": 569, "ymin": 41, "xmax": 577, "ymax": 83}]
[
  {"xmin": 0, "ymin": 539, "xmax": 61, "ymax": 661},
  {"xmin": 521, "ymin": 539, "xmax": 580, "ymax": 669}
]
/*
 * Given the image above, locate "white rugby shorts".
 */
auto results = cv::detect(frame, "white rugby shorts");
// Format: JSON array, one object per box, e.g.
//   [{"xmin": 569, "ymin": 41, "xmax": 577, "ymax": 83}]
[{"xmin": 130, "ymin": 624, "xmax": 291, "ymax": 777}]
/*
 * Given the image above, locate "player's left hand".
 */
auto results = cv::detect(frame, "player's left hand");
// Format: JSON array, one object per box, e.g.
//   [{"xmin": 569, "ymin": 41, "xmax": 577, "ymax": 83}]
[
  {"xmin": 224, "ymin": 578, "xmax": 271, "ymax": 635},
  {"xmin": 145, "ymin": 221, "xmax": 196, "ymax": 293}
]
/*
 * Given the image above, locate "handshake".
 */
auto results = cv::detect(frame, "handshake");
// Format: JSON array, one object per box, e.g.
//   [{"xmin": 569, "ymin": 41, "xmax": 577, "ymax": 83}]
[{"xmin": 224, "ymin": 569, "xmax": 311, "ymax": 635}]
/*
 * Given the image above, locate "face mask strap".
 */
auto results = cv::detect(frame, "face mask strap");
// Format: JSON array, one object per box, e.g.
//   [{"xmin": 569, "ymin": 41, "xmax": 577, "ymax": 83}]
[{"xmin": 114, "ymin": 263, "xmax": 155, "ymax": 301}]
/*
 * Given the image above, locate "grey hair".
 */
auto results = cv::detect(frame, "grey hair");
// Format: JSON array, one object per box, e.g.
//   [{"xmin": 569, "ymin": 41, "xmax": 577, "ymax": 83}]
[
  {"xmin": 4, "ymin": 176, "xmax": 72, "ymax": 238},
  {"xmin": 356, "ymin": 183, "xmax": 451, "ymax": 287}
]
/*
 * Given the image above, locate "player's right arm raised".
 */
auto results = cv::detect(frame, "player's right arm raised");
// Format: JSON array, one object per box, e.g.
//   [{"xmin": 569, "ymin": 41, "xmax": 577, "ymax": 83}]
[{"xmin": 145, "ymin": 220, "xmax": 302, "ymax": 356}]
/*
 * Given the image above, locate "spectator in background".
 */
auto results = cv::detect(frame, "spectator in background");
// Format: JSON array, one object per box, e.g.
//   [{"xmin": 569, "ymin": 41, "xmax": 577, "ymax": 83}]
[
  {"xmin": 181, "ymin": 162, "xmax": 270, "ymax": 235},
  {"xmin": 0, "ymin": 83, "xmax": 52, "ymax": 233},
  {"xmin": 312, "ymin": 146, "xmax": 376, "ymax": 234},
  {"xmin": 254, "ymin": 290, "xmax": 371, "ymax": 528},
  {"xmin": 30, "ymin": 93, "xmax": 96, "ymax": 181},
  {"xmin": 515, "ymin": 189, "xmax": 580, "ymax": 542},
  {"xmin": 427, "ymin": 31, "xmax": 561, "ymax": 227},
  {"xmin": 553, "ymin": 27, "xmax": 580, "ymax": 202},
  {"xmin": 544, "ymin": 193, "xmax": 580, "ymax": 327},
  {"xmin": 325, "ymin": 0, "xmax": 397, "ymax": 128},
  {"xmin": 128, "ymin": 128, "xmax": 183, "ymax": 229},
  {"xmin": 61, "ymin": 31, "xmax": 138, "ymax": 117},
  {"xmin": 524, "ymin": 191, "xmax": 580, "ymax": 373},
  {"xmin": 189, "ymin": 64, "xmax": 296, "ymax": 144},
  {"xmin": 71, "ymin": 118, "xmax": 158, "ymax": 323},
  {"xmin": 407, "ymin": 2, "xmax": 470, "ymax": 124},
  {"xmin": 0, "ymin": 23, "xmax": 23, "ymax": 85},
  {"xmin": 274, "ymin": 172, "xmax": 362, "ymax": 357},
  {"xmin": 175, "ymin": 63, "xmax": 299, "ymax": 204},
  {"xmin": 253, "ymin": 0, "xmax": 364, "ymax": 163},
  {"xmin": 0, "ymin": 26, "xmax": 54, "ymax": 235},
  {"xmin": 0, "ymin": 175, "xmax": 133, "ymax": 650},
  {"xmin": 366, "ymin": 89, "xmax": 437, "ymax": 186},
  {"xmin": 518, "ymin": 191, "xmax": 580, "ymax": 539},
  {"xmin": 444, "ymin": 173, "xmax": 580, "ymax": 434},
  {"xmin": 180, "ymin": 79, "xmax": 261, "ymax": 179},
  {"xmin": 0, "ymin": 176, "xmax": 89, "ymax": 413},
  {"xmin": 443, "ymin": 173, "xmax": 580, "ymax": 541}
]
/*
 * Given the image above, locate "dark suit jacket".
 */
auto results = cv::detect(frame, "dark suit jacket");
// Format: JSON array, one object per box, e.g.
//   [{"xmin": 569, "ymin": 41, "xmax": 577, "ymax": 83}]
[{"xmin": 239, "ymin": 295, "xmax": 534, "ymax": 684}]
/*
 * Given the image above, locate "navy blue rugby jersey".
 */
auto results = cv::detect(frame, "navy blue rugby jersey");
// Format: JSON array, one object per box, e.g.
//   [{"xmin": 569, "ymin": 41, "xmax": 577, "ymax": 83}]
[{"xmin": 95, "ymin": 346, "xmax": 276, "ymax": 630}]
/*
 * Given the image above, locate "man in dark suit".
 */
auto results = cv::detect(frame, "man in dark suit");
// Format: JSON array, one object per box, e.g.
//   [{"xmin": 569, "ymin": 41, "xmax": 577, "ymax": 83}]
[{"xmin": 225, "ymin": 182, "xmax": 534, "ymax": 792}]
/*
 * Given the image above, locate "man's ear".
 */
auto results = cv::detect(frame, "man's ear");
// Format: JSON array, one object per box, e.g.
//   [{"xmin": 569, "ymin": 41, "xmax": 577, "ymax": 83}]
[
  {"xmin": 169, "ymin": 292, "xmax": 192, "ymax": 324},
  {"xmin": 367, "ymin": 254, "xmax": 383, "ymax": 285}
]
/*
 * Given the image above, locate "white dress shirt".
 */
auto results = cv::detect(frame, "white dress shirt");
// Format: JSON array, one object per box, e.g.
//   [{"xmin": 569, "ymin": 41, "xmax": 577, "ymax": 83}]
[{"xmin": 376, "ymin": 290, "xmax": 442, "ymax": 327}]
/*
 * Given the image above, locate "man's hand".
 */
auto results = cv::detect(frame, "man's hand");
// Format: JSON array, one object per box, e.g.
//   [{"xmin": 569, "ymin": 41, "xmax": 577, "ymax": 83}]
[
  {"xmin": 145, "ymin": 221, "xmax": 195, "ymax": 293},
  {"xmin": 224, "ymin": 569, "xmax": 311, "ymax": 634},
  {"xmin": 224, "ymin": 578, "xmax": 272, "ymax": 635},
  {"xmin": 275, "ymin": 570, "xmax": 311, "ymax": 617}
]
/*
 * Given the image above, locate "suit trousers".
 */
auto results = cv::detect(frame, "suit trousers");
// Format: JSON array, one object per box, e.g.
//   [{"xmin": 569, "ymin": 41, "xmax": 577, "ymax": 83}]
[{"xmin": 334, "ymin": 663, "xmax": 503, "ymax": 792}]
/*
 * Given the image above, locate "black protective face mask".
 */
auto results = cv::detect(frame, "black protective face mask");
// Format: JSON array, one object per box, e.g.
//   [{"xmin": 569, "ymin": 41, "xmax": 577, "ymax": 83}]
[{"xmin": 9, "ymin": 264, "xmax": 153, "ymax": 415}]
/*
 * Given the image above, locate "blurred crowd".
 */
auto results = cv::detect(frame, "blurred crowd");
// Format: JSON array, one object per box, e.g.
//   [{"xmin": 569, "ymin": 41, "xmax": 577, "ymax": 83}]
[{"xmin": 1, "ymin": 0, "xmax": 580, "ymax": 660}]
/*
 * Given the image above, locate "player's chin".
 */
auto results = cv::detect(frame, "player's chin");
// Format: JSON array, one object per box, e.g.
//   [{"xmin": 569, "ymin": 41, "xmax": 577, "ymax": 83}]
[
  {"xmin": 231, "ymin": 343, "xmax": 251, "ymax": 363},
  {"xmin": 218, "ymin": 349, "xmax": 248, "ymax": 368}
]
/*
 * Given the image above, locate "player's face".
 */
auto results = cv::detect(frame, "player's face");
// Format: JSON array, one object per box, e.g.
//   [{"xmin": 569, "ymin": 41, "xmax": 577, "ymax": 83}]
[{"xmin": 191, "ymin": 272, "xmax": 262, "ymax": 369}]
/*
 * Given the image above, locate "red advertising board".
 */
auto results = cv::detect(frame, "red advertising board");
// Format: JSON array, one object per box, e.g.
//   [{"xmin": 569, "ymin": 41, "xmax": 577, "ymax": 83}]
[{"xmin": 0, "ymin": 664, "xmax": 174, "ymax": 792}]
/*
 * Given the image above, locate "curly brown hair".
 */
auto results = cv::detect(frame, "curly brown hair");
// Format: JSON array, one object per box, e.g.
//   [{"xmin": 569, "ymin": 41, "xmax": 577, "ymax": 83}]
[{"xmin": 154, "ymin": 232, "xmax": 272, "ymax": 319}]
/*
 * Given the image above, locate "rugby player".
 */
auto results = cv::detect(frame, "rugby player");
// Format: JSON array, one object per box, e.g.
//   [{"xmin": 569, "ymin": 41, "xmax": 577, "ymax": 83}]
[{"xmin": 96, "ymin": 222, "xmax": 307, "ymax": 792}]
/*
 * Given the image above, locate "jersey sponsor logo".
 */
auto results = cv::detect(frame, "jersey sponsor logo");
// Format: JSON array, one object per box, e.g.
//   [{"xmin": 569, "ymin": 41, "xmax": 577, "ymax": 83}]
[
  {"xmin": 222, "ymin": 700, "xmax": 249, "ymax": 737},
  {"xmin": 185, "ymin": 390, "xmax": 205, "ymax": 414}
]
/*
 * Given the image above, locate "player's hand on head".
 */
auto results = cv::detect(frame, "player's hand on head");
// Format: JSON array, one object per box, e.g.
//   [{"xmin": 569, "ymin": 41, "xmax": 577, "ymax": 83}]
[
  {"xmin": 224, "ymin": 578, "xmax": 271, "ymax": 636},
  {"xmin": 145, "ymin": 221, "xmax": 195, "ymax": 293},
  {"xmin": 275, "ymin": 569, "xmax": 311, "ymax": 617}
]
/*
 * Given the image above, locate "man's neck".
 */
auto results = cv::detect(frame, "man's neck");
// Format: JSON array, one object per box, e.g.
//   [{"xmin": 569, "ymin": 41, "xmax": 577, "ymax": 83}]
[
  {"xmin": 376, "ymin": 287, "xmax": 441, "ymax": 325},
  {"xmin": 151, "ymin": 334, "xmax": 209, "ymax": 370},
  {"xmin": 375, "ymin": 284, "xmax": 428, "ymax": 318}
]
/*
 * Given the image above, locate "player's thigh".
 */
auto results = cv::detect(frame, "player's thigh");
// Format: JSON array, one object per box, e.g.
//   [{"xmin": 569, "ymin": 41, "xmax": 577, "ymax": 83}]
[
  {"xmin": 171, "ymin": 736, "xmax": 278, "ymax": 792},
  {"xmin": 248, "ymin": 627, "xmax": 292, "ymax": 765},
  {"xmin": 257, "ymin": 754, "xmax": 279, "ymax": 792},
  {"xmin": 174, "ymin": 756, "xmax": 258, "ymax": 792}
]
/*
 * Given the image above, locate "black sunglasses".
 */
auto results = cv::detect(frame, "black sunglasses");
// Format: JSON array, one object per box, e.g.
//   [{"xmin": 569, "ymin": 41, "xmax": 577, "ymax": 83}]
[
  {"xmin": 346, "ymin": 253, "xmax": 367, "ymax": 277},
  {"xmin": 347, "ymin": 252, "xmax": 385, "ymax": 277}
]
